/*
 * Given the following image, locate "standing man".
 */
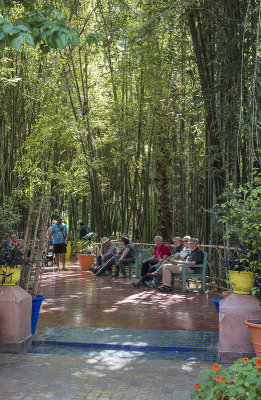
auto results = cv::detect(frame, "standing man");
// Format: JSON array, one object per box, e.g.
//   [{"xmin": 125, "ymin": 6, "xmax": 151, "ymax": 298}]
[
  {"xmin": 80, "ymin": 223, "xmax": 90, "ymax": 240},
  {"xmin": 49, "ymin": 216, "xmax": 68, "ymax": 271}
]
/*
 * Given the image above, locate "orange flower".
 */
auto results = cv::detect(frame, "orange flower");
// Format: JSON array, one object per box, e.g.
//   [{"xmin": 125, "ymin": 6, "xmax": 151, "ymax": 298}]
[
  {"xmin": 221, "ymin": 376, "xmax": 227, "ymax": 383},
  {"xmin": 212, "ymin": 364, "xmax": 220, "ymax": 371},
  {"xmin": 194, "ymin": 383, "xmax": 200, "ymax": 389},
  {"xmin": 255, "ymin": 360, "xmax": 261, "ymax": 367},
  {"xmin": 243, "ymin": 358, "xmax": 248, "ymax": 363},
  {"xmin": 214, "ymin": 375, "xmax": 221, "ymax": 382},
  {"xmin": 230, "ymin": 380, "xmax": 235, "ymax": 384},
  {"xmin": 234, "ymin": 361, "xmax": 238, "ymax": 364}
]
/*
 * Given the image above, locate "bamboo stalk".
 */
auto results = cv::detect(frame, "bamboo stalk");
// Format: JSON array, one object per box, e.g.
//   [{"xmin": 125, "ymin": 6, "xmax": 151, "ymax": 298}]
[
  {"xmin": 24, "ymin": 197, "xmax": 43, "ymax": 292},
  {"xmin": 32, "ymin": 201, "xmax": 50, "ymax": 297}
]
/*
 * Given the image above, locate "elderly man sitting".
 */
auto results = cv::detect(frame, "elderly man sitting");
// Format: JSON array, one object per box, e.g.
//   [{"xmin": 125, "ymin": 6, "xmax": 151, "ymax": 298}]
[
  {"xmin": 145, "ymin": 235, "xmax": 191, "ymax": 288},
  {"xmin": 89, "ymin": 237, "xmax": 116, "ymax": 275},
  {"xmin": 132, "ymin": 235, "xmax": 171, "ymax": 287},
  {"xmin": 158, "ymin": 238, "xmax": 204, "ymax": 292}
]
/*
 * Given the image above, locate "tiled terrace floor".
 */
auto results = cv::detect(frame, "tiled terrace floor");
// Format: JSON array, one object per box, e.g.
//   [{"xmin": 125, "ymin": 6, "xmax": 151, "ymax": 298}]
[
  {"xmin": 0, "ymin": 259, "xmax": 221, "ymax": 400},
  {"xmin": 36, "ymin": 259, "xmax": 219, "ymax": 334}
]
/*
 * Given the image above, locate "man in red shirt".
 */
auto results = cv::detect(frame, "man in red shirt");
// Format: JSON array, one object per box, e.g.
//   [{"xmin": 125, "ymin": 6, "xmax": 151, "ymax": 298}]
[{"xmin": 132, "ymin": 236, "xmax": 171, "ymax": 287}]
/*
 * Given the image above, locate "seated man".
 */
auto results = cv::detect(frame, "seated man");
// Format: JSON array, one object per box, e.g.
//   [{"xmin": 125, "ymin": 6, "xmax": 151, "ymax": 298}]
[
  {"xmin": 132, "ymin": 235, "xmax": 171, "ymax": 286},
  {"xmin": 114, "ymin": 237, "xmax": 136, "ymax": 277},
  {"xmin": 158, "ymin": 237, "xmax": 204, "ymax": 292},
  {"xmin": 89, "ymin": 237, "xmax": 116, "ymax": 275},
  {"xmin": 145, "ymin": 235, "xmax": 191, "ymax": 288}
]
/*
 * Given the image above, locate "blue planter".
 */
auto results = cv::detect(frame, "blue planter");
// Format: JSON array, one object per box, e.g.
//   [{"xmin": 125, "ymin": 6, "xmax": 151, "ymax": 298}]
[
  {"xmin": 31, "ymin": 295, "xmax": 45, "ymax": 334},
  {"xmin": 213, "ymin": 297, "xmax": 224, "ymax": 314}
]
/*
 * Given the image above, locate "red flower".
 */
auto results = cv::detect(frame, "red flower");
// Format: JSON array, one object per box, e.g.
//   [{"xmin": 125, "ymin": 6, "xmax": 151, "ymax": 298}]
[
  {"xmin": 221, "ymin": 377, "xmax": 227, "ymax": 383},
  {"xmin": 243, "ymin": 358, "xmax": 248, "ymax": 363},
  {"xmin": 212, "ymin": 364, "xmax": 220, "ymax": 371},
  {"xmin": 255, "ymin": 360, "xmax": 261, "ymax": 367},
  {"xmin": 230, "ymin": 380, "xmax": 235, "ymax": 384},
  {"xmin": 234, "ymin": 361, "xmax": 238, "ymax": 364},
  {"xmin": 214, "ymin": 375, "xmax": 221, "ymax": 382},
  {"xmin": 194, "ymin": 383, "xmax": 200, "ymax": 389}
]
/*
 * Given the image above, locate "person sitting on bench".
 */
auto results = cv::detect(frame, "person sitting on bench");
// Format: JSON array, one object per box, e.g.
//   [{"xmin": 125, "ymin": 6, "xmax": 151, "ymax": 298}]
[
  {"xmin": 114, "ymin": 237, "xmax": 136, "ymax": 277},
  {"xmin": 158, "ymin": 238, "xmax": 204, "ymax": 292},
  {"xmin": 145, "ymin": 235, "xmax": 191, "ymax": 288},
  {"xmin": 132, "ymin": 236, "xmax": 171, "ymax": 287},
  {"xmin": 89, "ymin": 237, "xmax": 116, "ymax": 275}
]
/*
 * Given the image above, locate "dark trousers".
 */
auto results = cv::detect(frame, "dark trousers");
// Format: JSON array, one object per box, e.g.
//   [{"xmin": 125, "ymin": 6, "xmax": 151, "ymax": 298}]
[
  {"xmin": 96, "ymin": 253, "xmax": 114, "ymax": 272},
  {"xmin": 141, "ymin": 259, "xmax": 157, "ymax": 276},
  {"xmin": 115, "ymin": 257, "xmax": 135, "ymax": 276}
]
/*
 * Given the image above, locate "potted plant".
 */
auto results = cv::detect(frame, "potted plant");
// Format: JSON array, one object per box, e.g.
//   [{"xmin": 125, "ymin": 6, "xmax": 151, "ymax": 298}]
[
  {"xmin": 0, "ymin": 242, "xmax": 27, "ymax": 285},
  {"xmin": 190, "ymin": 357, "xmax": 261, "ymax": 399},
  {"xmin": 77, "ymin": 232, "xmax": 96, "ymax": 270},
  {"xmin": 211, "ymin": 171, "xmax": 261, "ymax": 296},
  {"xmin": 222, "ymin": 251, "xmax": 255, "ymax": 295}
]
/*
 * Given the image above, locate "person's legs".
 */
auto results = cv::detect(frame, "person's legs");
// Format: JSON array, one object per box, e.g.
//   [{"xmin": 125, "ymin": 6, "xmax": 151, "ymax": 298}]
[
  {"xmin": 54, "ymin": 244, "xmax": 62, "ymax": 269},
  {"xmin": 140, "ymin": 265, "xmax": 157, "ymax": 283},
  {"xmin": 159, "ymin": 263, "xmax": 182, "ymax": 290},
  {"xmin": 141, "ymin": 261, "xmax": 151, "ymax": 276},
  {"xmin": 61, "ymin": 252, "xmax": 67, "ymax": 270},
  {"xmin": 132, "ymin": 260, "xmax": 157, "ymax": 286},
  {"xmin": 96, "ymin": 255, "xmax": 102, "ymax": 267},
  {"xmin": 141, "ymin": 259, "xmax": 157, "ymax": 276},
  {"xmin": 61, "ymin": 243, "xmax": 67, "ymax": 271},
  {"xmin": 118, "ymin": 258, "xmax": 135, "ymax": 276},
  {"xmin": 55, "ymin": 253, "xmax": 60, "ymax": 268},
  {"xmin": 95, "ymin": 255, "xmax": 118, "ymax": 276},
  {"xmin": 104, "ymin": 253, "xmax": 114, "ymax": 273}
]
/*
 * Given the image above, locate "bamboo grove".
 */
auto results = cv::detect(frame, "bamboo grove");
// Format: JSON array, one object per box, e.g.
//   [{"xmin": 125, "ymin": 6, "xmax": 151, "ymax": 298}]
[{"xmin": 0, "ymin": 0, "xmax": 260, "ymax": 244}]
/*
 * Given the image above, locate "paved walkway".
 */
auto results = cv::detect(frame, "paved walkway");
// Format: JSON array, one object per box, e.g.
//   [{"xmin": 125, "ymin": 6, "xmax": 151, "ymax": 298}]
[{"xmin": 0, "ymin": 260, "xmax": 221, "ymax": 400}]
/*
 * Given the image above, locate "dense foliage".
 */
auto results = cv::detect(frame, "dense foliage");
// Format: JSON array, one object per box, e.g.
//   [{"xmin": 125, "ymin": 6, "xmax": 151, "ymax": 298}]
[{"xmin": 0, "ymin": 0, "xmax": 260, "ymax": 245}]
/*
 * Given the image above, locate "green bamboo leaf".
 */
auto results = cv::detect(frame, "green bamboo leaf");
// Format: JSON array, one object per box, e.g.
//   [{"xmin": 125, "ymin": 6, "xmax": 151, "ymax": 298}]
[
  {"xmin": 56, "ymin": 33, "xmax": 68, "ymax": 50},
  {"xmin": 10, "ymin": 35, "xmax": 24, "ymax": 50},
  {"xmin": 25, "ymin": 33, "xmax": 35, "ymax": 47}
]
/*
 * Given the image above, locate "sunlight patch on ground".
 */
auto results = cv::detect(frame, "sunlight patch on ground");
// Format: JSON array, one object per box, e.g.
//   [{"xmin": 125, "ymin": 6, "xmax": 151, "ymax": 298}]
[
  {"xmin": 103, "ymin": 307, "xmax": 118, "ymax": 313},
  {"xmin": 79, "ymin": 350, "xmax": 139, "ymax": 371},
  {"xmin": 181, "ymin": 362, "xmax": 198, "ymax": 371}
]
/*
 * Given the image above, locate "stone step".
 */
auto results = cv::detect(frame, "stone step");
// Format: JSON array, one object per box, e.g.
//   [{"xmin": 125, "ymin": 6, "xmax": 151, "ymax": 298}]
[{"xmin": 32, "ymin": 326, "xmax": 218, "ymax": 362}]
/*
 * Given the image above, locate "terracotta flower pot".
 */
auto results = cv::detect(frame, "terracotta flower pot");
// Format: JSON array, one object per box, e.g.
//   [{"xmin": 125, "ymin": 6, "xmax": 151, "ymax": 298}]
[
  {"xmin": 77, "ymin": 254, "xmax": 95, "ymax": 271},
  {"xmin": 229, "ymin": 271, "xmax": 255, "ymax": 295},
  {"xmin": 244, "ymin": 319, "xmax": 261, "ymax": 357},
  {"xmin": 0, "ymin": 265, "xmax": 21, "ymax": 285}
]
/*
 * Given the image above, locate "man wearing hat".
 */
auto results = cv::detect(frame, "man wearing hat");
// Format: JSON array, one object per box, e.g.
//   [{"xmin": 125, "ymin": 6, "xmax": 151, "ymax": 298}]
[{"xmin": 90, "ymin": 237, "xmax": 116, "ymax": 275}]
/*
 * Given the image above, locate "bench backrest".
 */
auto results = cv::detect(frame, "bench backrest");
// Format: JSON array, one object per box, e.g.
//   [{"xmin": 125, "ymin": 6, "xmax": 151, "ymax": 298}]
[{"xmin": 135, "ymin": 248, "xmax": 151, "ymax": 264}]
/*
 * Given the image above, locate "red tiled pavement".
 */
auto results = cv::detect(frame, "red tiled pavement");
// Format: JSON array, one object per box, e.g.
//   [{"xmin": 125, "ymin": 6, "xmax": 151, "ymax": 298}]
[{"xmin": 36, "ymin": 259, "xmax": 219, "ymax": 334}]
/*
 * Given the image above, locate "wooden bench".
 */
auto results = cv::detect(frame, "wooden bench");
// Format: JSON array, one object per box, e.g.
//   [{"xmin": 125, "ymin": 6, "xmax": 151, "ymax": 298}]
[
  {"xmin": 180, "ymin": 252, "xmax": 208, "ymax": 292},
  {"xmin": 126, "ymin": 248, "xmax": 151, "ymax": 278}
]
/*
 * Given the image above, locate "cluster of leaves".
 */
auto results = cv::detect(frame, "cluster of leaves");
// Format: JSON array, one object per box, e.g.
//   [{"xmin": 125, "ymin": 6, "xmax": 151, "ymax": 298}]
[
  {"xmin": 0, "ymin": 242, "xmax": 23, "ymax": 267},
  {"xmin": 210, "ymin": 171, "xmax": 261, "ymax": 272},
  {"xmin": 251, "ymin": 273, "xmax": 261, "ymax": 302},
  {"xmin": 190, "ymin": 357, "xmax": 261, "ymax": 400},
  {"xmin": 0, "ymin": 202, "xmax": 21, "ymax": 241},
  {"xmin": 0, "ymin": 1, "xmax": 78, "ymax": 51},
  {"xmin": 81, "ymin": 232, "xmax": 96, "ymax": 254}
]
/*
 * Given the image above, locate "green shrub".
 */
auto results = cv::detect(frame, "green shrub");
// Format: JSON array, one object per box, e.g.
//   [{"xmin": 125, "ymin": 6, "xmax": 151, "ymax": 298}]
[{"xmin": 190, "ymin": 357, "xmax": 261, "ymax": 400}]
